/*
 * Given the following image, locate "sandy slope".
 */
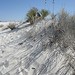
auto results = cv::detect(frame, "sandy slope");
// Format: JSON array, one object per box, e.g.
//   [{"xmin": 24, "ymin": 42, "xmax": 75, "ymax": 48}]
[{"xmin": 0, "ymin": 20, "xmax": 75, "ymax": 75}]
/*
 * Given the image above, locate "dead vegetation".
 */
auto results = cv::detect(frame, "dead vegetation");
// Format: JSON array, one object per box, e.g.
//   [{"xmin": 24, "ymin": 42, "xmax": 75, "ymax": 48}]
[{"xmin": 8, "ymin": 23, "xmax": 16, "ymax": 30}]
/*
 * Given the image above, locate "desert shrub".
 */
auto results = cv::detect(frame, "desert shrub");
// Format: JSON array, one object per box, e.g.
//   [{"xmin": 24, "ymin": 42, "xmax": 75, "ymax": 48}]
[
  {"xmin": 0, "ymin": 24, "xmax": 4, "ymax": 27},
  {"xmin": 8, "ymin": 23, "xmax": 16, "ymax": 30},
  {"xmin": 40, "ymin": 9, "xmax": 49, "ymax": 19},
  {"xmin": 56, "ymin": 8, "xmax": 69, "ymax": 30},
  {"xmin": 54, "ymin": 8, "xmax": 75, "ymax": 47},
  {"xmin": 26, "ymin": 7, "xmax": 38, "ymax": 24},
  {"xmin": 58, "ymin": 8, "xmax": 69, "ymax": 21}
]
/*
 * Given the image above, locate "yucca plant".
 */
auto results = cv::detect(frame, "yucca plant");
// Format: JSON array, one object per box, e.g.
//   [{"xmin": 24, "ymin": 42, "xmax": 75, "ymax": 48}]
[
  {"xmin": 40, "ymin": 9, "xmax": 49, "ymax": 19},
  {"xmin": 26, "ymin": 12, "xmax": 33, "ymax": 24},
  {"xmin": 26, "ymin": 7, "xmax": 38, "ymax": 24}
]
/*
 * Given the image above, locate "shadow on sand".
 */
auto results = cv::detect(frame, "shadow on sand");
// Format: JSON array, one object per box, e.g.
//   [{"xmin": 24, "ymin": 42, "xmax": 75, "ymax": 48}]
[{"xmin": 1, "ymin": 23, "xmax": 33, "ymax": 34}]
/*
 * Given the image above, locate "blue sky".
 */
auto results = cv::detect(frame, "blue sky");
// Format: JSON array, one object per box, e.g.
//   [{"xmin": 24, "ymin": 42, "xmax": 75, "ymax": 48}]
[{"xmin": 0, "ymin": 0, "xmax": 75, "ymax": 21}]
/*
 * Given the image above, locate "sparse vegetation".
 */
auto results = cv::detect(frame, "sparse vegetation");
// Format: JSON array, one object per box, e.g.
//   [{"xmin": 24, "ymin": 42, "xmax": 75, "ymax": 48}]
[
  {"xmin": 40, "ymin": 9, "xmax": 49, "ymax": 19},
  {"xmin": 57, "ymin": 8, "xmax": 69, "ymax": 30},
  {"xmin": 52, "ymin": 8, "xmax": 75, "ymax": 48},
  {"xmin": 26, "ymin": 8, "xmax": 49, "ymax": 24},
  {"xmin": 8, "ymin": 23, "xmax": 16, "ymax": 30},
  {"xmin": 26, "ymin": 7, "xmax": 38, "ymax": 24}
]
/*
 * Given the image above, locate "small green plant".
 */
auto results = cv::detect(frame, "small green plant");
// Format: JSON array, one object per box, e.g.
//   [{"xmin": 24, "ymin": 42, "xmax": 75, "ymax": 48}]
[
  {"xmin": 40, "ymin": 9, "xmax": 49, "ymax": 19},
  {"xmin": 26, "ymin": 7, "xmax": 38, "ymax": 24}
]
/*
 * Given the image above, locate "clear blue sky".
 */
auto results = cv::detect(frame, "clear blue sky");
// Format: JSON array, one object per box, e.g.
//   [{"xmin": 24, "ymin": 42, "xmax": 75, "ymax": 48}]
[{"xmin": 0, "ymin": 0, "xmax": 75, "ymax": 21}]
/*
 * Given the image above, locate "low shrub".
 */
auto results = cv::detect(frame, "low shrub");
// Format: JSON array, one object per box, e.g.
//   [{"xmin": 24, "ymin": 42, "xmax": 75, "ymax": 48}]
[
  {"xmin": 8, "ymin": 23, "xmax": 16, "ymax": 30},
  {"xmin": 53, "ymin": 8, "xmax": 75, "ymax": 47}
]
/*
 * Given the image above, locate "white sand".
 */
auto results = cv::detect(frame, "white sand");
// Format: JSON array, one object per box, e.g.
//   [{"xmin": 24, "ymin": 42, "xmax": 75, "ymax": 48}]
[{"xmin": 0, "ymin": 20, "xmax": 75, "ymax": 75}]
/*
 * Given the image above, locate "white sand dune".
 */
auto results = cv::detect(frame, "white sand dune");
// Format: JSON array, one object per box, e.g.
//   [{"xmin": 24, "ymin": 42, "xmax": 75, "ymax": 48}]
[
  {"xmin": 0, "ymin": 22, "xmax": 19, "ymax": 26},
  {"xmin": 0, "ymin": 20, "xmax": 75, "ymax": 75}
]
